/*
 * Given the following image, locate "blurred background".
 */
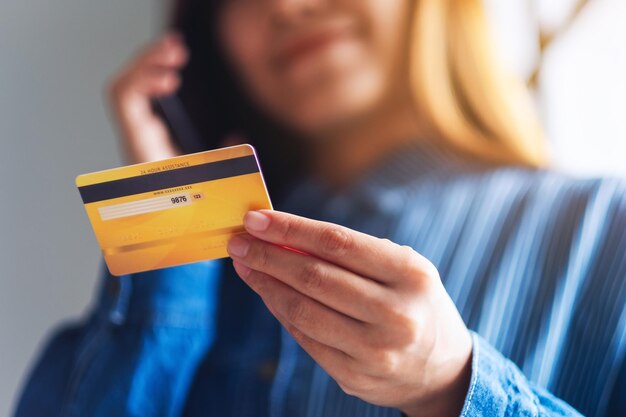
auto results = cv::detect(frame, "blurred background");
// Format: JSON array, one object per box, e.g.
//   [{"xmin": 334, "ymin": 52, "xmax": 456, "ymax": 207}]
[{"xmin": 0, "ymin": 0, "xmax": 624, "ymax": 415}]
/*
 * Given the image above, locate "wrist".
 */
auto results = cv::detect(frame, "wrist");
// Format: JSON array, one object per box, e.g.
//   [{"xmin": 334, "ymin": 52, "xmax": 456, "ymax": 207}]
[{"xmin": 401, "ymin": 331, "xmax": 473, "ymax": 417}]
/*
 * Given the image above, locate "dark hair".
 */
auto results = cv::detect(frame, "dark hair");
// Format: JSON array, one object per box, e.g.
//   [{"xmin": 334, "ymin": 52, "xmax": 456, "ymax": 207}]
[{"xmin": 168, "ymin": 0, "xmax": 306, "ymax": 201}]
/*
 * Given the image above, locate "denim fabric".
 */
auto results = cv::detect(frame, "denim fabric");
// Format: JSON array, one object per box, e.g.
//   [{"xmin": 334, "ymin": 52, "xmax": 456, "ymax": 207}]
[
  {"xmin": 14, "ymin": 261, "xmax": 223, "ymax": 417},
  {"xmin": 13, "ymin": 141, "xmax": 626, "ymax": 416},
  {"xmin": 461, "ymin": 332, "xmax": 585, "ymax": 416}
]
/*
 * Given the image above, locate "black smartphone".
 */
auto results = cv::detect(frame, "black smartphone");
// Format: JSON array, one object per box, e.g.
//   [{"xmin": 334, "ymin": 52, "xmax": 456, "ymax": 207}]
[{"xmin": 151, "ymin": 95, "xmax": 206, "ymax": 154}]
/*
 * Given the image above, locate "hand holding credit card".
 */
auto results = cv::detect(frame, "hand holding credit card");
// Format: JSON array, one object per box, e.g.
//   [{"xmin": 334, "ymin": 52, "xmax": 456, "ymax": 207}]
[{"xmin": 76, "ymin": 144, "xmax": 273, "ymax": 275}]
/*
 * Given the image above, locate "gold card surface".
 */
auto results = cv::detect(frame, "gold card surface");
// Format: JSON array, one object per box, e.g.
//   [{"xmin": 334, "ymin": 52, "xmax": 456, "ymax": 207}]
[{"xmin": 76, "ymin": 144, "xmax": 272, "ymax": 275}]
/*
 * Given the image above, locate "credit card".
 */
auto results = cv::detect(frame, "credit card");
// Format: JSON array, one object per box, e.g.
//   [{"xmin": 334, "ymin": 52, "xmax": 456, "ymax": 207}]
[{"xmin": 76, "ymin": 144, "xmax": 272, "ymax": 276}]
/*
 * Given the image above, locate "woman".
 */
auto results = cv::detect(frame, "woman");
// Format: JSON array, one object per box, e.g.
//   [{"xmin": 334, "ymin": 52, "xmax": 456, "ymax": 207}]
[{"xmin": 14, "ymin": 0, "xmax": 625, "ymax": 416}]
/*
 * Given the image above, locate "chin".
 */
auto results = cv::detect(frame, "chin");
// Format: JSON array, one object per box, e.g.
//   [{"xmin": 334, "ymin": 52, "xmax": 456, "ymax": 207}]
[{"xmin": 279, "ymin": 67, "xmax": 386, "ymax": 135}]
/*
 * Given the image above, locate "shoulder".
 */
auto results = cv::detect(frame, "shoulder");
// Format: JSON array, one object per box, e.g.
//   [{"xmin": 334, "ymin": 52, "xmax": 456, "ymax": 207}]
[
  {"xmin": 408, "ymin": 163, "xmax": 626, "ymax": 267},
  {"xmin": 454, "ymin": 165, "xmax": 626, "ymax": 280},
  {"xmin": 500, "ymin": 166, "xmax": 626, "ymax": 220},
  {"xmin": 438, "ymin": 163, "xmax": 626, "ymax": 220},
  {"xmin": 439, "ymin": 164, "xmax": 626, "ymax": 315}
]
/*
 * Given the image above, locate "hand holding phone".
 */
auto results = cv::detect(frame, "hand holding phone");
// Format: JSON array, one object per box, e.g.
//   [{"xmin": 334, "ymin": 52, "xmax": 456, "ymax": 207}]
[{"xmin": 107, "ymin": 32, "xmax": 188, "ymax": 164}]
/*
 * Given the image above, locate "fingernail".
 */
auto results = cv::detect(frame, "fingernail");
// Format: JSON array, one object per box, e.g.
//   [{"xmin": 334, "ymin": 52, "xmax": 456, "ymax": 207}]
[
  {"xmin": 227, "ymin": 235, "xmax": 250, "ymax": 257},
  {"xmin": 233, "ymin": 260, "xmax": 251, "ymax": 278},
  {"xmin": 244, "ymin": 211, "xmax": 270, "ymax": 232}
]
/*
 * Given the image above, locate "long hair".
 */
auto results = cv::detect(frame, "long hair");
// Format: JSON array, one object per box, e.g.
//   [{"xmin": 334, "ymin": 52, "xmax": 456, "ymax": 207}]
[
  {"xmin": 168, "ymin": 0, "xmax": 547, "ymax": 198},
  {"xmin": 411, "ymin": 0, "xmax": 547, "ymax": 166}
]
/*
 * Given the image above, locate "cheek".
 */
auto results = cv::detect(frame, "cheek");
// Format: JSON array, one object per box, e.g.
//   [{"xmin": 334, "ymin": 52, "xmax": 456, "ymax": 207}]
[
  {"xmin": 220, "ymin": 12, "xmax": 276, "ymax": 102},
  {"xmin": 359, "ymin": 0, "xmax": 411, "ymax": 77}
]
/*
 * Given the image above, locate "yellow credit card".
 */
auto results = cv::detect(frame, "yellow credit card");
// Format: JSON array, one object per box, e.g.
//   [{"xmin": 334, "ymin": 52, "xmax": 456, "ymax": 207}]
[{"xmin": 76, "ymin": 144, "xmax": 272, "ymax": 276}]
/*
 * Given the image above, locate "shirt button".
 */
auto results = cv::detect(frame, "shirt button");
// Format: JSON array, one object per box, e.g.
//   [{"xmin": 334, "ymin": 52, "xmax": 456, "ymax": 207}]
[{"xmin": 257, "ymin": 360, "xmax": 277, "ymax": 381}]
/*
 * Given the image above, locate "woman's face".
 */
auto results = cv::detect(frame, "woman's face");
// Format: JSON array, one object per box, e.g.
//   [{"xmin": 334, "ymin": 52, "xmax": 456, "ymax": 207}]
[{"xmin": 218, "ymin": 0, "xmax": 412, "ymax": 136}]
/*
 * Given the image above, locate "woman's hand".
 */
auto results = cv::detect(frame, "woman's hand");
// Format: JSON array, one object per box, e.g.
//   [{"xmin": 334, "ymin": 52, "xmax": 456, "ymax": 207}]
[
  {"xmin": 107, "ymin": 32, "xmax": 188, "ymax": 164},
  {"xmin": 227, "ymin": 210, "xmax": 473, "ymax": 417}
]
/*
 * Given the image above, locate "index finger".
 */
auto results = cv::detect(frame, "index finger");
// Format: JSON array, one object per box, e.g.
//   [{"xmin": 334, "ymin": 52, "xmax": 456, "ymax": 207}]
[
  {"xmin": 241, "ymin": 210, "xmax": 430, "ymax": 285},
  {"xmin": 134, "ymin": 33, "xmax": 188, "ymax": 70}
]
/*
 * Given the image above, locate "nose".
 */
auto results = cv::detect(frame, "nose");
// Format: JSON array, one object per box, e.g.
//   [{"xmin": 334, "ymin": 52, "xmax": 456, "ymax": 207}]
[{"xmin": 268, "ymin": 0, "xmax": 327, "ymax": 27}]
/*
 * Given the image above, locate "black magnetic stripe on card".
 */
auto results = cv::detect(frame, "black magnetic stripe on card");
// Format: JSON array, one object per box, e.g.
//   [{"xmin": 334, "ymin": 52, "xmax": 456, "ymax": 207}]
[{"xmin": 78, "ymin": 155, "xmax": 259, "ymax": 204}]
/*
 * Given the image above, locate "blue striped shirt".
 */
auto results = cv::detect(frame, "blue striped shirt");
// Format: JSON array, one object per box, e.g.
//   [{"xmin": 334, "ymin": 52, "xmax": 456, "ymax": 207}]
[{"xmin": 14, "ymin": 142, "xmax": 626, "ymax": 416}]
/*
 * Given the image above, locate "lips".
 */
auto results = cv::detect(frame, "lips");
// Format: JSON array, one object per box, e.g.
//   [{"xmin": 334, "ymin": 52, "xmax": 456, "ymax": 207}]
[{"xmin": 273, "ymin": 26, "xmax": 353, "ymax": 71}]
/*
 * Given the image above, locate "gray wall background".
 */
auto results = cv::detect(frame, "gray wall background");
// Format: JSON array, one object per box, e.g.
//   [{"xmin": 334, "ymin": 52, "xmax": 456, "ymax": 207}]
[
  {"xmin": 0, "ymin": 1, "xmax": 624, "ymax": 416},
  {"xmin": 0, "ymin": 1, "xmax": 165, "ymax": 415}
]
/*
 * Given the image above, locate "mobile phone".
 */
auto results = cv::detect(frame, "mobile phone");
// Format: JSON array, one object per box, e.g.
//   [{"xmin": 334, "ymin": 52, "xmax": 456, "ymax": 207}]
[{"xmin": 151, "ymin": 95, "xmax": 206, "ymax": 154}]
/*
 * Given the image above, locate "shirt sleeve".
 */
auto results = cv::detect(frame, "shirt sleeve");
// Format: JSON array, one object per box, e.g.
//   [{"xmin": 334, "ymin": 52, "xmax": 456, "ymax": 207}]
[{"xmin": 460, "ymin": 331, "xmax": 583, "ymax": 417}]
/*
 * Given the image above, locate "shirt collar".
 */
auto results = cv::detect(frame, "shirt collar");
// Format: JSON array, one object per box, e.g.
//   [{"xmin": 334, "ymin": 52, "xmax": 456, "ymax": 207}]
[{"xmin": 280, "ymin": 140, "xmax": 480, "ymax": 217}]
